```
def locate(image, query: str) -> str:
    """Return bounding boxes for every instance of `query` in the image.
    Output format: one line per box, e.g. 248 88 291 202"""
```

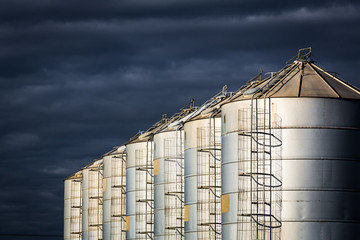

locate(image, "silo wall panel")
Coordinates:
221 101 242 135
221 97 360 240
184 148 197 204
184 119 201 150
184 117 222 239
222 98 359 132
184 148 197 238
126 141 153 239
110 149 127 240
281 128 359 160
82 169 89 240
154 183 165 237
88 164 103 240
126 166 136 240
103 156 111 240
281 222 359 240
155 129 185 239
70 178 82 240
273 98 359 128
184 119 200 240
64 180 71 240
221 103 242 240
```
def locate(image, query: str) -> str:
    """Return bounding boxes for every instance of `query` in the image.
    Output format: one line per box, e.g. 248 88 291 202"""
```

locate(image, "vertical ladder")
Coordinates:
197 121 222 239
70 177 82 240
111 152 127 239
164 130 184 239
89 164 103 240
238 101 282 240
135 144 154 239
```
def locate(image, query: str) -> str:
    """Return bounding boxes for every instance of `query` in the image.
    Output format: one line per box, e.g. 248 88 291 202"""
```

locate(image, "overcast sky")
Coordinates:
0 0 359 239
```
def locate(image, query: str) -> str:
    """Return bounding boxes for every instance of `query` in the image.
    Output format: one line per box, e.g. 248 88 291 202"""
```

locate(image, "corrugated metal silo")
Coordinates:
82 159 103 240
184 88 231 239
153 104 195 240
221 48 360 240
126 118 168 239
64 171 83 240
103 146 127 240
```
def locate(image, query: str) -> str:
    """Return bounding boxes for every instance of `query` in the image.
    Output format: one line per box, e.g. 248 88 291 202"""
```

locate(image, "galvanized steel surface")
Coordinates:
64 179 71 240
111 147 127 240
221 97 360 240
154 130 184 240
184 117 222 240
103 155 112 240
82 160 103 240
65 172 83 240
126 141 154 240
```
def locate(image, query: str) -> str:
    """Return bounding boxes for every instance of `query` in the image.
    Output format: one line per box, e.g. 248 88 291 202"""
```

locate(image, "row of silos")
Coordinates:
65 50 360 240
64 146 127 240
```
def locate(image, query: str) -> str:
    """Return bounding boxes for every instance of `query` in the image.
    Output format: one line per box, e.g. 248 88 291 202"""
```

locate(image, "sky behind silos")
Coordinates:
0 0 359 239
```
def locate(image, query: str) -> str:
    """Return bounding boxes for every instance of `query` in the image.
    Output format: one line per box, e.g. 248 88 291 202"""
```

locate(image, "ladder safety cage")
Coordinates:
135 142 154 239
196 118 222 239
237 69 284 240
111 151 127 239
70 176 82 240
89 163 104 240
164 129 185 239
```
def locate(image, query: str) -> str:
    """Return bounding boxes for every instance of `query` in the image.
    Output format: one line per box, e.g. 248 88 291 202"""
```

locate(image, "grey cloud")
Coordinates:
0 1 360 239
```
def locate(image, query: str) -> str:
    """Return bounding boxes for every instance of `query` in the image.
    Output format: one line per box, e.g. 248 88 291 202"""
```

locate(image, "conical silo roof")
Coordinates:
183 86 231 122
235 60 360 100
156 101 196 132
126 116 169 144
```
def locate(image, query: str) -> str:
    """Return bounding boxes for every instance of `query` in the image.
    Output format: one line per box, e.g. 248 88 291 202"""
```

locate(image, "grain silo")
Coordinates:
126 118 169 240
64 170 82 240
153 104 195 240
184 88 231 239
103 145 127 240
221 48 360 240
82 159 104 240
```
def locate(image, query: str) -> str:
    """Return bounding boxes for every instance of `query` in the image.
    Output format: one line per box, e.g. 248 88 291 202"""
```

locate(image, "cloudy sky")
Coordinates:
0 0 359 239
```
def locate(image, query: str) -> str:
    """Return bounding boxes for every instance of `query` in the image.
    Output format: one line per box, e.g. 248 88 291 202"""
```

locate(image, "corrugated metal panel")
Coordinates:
221 95 360 239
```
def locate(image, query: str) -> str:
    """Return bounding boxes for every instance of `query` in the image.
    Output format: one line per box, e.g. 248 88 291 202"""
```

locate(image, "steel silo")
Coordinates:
184 88 231 239
153 104 195 240
64 171 83 240
82 159 103 240
64 179 71 240
126 118 168 240
221 48 360 240
103 146 127 240
64 171 82 240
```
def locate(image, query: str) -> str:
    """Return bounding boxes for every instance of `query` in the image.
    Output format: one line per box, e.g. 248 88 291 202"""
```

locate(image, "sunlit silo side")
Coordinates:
221 49 360 240
64 171 83 240
126 119 168 240
103 146 127 240
153 105 195 240
64 179 71 240
82 159 103 240
184 88 230 239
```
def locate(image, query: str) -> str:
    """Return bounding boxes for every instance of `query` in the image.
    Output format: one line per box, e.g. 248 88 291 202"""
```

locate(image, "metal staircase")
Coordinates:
164 132 185 239
135 145 154 239
197 122 222 239
111 153 127 238
238 99 282 240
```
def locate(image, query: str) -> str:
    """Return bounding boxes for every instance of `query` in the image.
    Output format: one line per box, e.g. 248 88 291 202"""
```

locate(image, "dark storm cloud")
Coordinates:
0 0 359 238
